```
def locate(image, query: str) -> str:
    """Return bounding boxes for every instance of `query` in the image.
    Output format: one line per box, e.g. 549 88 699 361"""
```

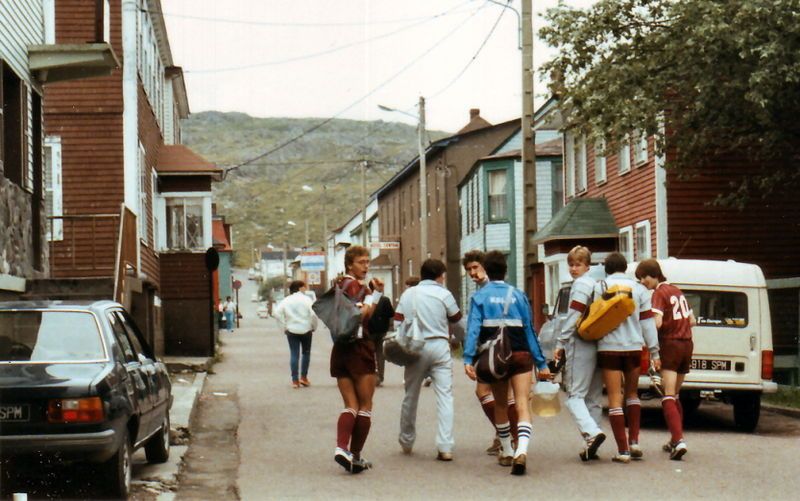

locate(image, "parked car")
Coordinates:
0 300 172 498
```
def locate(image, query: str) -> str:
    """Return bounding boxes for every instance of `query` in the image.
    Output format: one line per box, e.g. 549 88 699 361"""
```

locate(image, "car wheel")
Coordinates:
732 392 761 432
102 429 132 499
145 412 171 463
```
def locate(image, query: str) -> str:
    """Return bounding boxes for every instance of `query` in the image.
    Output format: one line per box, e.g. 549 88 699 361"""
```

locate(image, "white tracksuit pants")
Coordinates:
399 338 454 453
564 336 604 438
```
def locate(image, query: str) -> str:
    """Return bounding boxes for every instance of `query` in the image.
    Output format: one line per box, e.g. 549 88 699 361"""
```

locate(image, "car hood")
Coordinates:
0 363 110 395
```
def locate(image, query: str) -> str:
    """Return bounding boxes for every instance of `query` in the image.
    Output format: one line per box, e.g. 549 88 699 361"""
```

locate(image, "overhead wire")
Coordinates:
223 1 490 177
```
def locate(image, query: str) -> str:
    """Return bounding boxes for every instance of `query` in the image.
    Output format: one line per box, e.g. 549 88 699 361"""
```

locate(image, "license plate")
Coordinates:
691 359 731 371
0 404 30 422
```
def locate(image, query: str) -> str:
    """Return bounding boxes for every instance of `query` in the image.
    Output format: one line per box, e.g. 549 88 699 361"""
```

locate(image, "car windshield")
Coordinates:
0 311 106 362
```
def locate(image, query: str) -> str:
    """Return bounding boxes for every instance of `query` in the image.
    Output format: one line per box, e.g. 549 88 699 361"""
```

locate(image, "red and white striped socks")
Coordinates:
336 408 357 451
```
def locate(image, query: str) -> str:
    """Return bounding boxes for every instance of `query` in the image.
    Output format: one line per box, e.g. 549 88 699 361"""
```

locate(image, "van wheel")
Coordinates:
145 412 171 463
732 393 761 432
101 430 132 499
679 393 701 422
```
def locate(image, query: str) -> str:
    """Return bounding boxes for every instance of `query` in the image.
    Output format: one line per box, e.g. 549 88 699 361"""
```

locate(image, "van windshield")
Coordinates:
683 290 748 328
0 311 106 362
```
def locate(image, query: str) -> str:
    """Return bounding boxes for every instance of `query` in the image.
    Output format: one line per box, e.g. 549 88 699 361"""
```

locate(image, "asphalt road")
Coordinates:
175 272 800 500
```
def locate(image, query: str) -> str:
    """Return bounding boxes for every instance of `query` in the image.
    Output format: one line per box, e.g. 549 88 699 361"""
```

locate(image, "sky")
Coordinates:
162 0 595 133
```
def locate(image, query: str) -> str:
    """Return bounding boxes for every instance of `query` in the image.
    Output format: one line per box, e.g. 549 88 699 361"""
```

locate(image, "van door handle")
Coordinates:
750 335 756 351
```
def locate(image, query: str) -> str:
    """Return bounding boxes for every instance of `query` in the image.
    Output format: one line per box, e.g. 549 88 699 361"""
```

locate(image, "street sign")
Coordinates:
306 271 321 285
232 279 242 290
369 241 400 250
300 252 325 271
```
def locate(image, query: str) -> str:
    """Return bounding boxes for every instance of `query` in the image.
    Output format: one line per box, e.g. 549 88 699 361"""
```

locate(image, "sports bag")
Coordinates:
383 288 425 366
312 280 363 344
577 281 636 341
475 286 515 382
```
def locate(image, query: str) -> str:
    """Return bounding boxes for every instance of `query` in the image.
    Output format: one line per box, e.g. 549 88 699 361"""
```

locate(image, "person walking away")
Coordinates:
554 246 606 461
394 259 462 461
368 295 394 386
635 259 694 460
596 253 660 463
463 251 550 475
223 296 236 333
462 250 519 455
274 280 318 388
330 245 383 474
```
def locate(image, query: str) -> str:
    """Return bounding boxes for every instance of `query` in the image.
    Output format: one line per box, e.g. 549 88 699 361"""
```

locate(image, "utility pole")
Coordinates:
521 0 537 297
361 160 368 246
418 95 428 259
304 218 309 248
321 185 328 251
282 239 288 297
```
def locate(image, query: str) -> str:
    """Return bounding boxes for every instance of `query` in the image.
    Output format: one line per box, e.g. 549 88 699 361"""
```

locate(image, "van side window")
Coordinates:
684 290 748 328
556 286 571 315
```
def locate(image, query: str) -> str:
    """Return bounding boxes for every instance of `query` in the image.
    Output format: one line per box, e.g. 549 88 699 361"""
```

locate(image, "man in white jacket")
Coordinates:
275 280 318 388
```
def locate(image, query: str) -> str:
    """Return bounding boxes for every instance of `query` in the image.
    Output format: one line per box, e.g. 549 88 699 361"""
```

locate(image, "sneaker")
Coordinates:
351 457 372 474
498 455 513 467
579 432 606 462
648 365 664 397
299 377 311 387
334 447 353 472
629 442 643 459
662 441 674 453
399 439 413 455
292 380 301 389
511 454 527 475
612 452 632 464
436 451 453 461
486 437 501 456
423 377 433 387
670 441 687 461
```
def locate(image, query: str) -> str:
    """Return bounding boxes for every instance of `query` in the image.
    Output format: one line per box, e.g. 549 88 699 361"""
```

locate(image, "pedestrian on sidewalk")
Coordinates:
274 280 318 388
462 250 519 456
596 252 660 464
331 245 384 474
223 296 236 333
635 258 694 460
463 251 550 475
394 259 462 461
553 246 606 461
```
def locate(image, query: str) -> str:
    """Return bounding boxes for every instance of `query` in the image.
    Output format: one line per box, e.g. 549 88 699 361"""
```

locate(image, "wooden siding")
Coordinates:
666 157 800 279
138 78 163 285
577 138 657 258
0 0 43 86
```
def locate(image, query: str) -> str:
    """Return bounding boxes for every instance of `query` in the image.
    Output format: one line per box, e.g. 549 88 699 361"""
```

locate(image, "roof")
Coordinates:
627 258 767 288
156 145 222 180
212 219 232 251
531 197 618 243
457 109 493 134
369 254 393 268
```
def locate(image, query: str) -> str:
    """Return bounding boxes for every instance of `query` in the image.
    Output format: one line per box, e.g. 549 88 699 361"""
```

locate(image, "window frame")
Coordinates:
44 136 63 241
575 135 587 194
618 225 633 262
485 166 510 224
594 139 607 185
619 140 631 174
165 196 206 250
634 131 649 166
634 219 652 261
564 133 575 197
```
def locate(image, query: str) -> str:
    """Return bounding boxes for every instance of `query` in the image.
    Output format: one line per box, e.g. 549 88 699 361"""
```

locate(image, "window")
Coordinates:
634 131 648 165
683 290 748 328
634 220 651 260
0 311 105 363
107 312 135 362
595 140 607 184
618 226 633 262
166 197 205 250
116 310 153 358
564 134 575 197
575 135 587 193
44 136 63 241
1 62 25 188
619 141 631 174
551 160 564 215
487 169 508 222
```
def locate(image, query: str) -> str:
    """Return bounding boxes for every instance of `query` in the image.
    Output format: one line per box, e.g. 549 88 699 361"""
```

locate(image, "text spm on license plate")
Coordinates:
691 358 731 371
0 404 29 422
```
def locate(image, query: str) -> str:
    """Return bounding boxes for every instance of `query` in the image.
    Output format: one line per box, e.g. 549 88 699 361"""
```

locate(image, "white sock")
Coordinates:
515 421 532 457
496 421 513 457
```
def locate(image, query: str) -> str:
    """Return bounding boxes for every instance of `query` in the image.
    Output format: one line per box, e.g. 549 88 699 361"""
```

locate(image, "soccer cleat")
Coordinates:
648 365 664 397
334 447 353 472
486 437 501 456
612 452 632 464
351 457 372 473
511 454 527 475
498 455 513 467
629 442 643 459
299 377 311 387
436 451 454 461
580 432 606 461
662 441 674 453
670 441 687 461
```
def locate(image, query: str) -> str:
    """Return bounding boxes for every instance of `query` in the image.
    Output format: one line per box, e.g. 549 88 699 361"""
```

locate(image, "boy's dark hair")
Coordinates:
405 276 421 287
420 259 447 281
604 252 628 275
635 259 667 282
462 249 485 268
483 251 507 281
289 280 306 294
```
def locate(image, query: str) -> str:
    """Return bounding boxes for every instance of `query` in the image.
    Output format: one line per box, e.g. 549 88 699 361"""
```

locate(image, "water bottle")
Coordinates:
529 380 562 417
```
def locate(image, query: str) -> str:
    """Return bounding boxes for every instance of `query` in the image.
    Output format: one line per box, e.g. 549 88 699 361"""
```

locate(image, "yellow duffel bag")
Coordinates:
577 282 635 341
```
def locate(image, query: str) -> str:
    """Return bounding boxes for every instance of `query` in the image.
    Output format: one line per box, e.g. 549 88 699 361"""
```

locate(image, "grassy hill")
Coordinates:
181 111 449 265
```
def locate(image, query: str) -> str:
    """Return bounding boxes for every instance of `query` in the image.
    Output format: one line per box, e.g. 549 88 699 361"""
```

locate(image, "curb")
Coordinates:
761 403 800 419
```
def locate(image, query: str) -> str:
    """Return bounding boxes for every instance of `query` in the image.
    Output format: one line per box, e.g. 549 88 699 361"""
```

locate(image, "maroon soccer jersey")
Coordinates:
651 282 693 341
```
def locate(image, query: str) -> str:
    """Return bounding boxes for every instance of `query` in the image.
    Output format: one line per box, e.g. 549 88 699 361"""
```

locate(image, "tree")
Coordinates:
540 0 800 208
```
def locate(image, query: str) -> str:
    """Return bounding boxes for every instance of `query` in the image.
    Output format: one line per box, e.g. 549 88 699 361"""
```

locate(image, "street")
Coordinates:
173 273 800 500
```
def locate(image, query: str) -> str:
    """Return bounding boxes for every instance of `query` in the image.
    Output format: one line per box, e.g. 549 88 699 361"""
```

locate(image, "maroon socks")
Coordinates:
479 394 496 425
662 396 684 444
336 408 356 450
609 407 628 452
507 398 519 441
350 410 372 458
626 398 642 444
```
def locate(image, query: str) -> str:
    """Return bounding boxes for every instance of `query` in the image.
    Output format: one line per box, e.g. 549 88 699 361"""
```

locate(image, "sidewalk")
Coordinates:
131 359 209 499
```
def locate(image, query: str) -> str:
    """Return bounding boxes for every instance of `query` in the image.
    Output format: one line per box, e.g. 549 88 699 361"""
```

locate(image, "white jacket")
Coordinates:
275 292 318 335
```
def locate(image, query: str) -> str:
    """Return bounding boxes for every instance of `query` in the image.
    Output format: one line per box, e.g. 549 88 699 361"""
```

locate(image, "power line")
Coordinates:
185 1 475 73
427 0 508 100
223 1 489 177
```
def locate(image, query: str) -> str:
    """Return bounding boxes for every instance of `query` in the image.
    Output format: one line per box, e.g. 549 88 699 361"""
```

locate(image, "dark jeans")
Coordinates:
286 332 313 381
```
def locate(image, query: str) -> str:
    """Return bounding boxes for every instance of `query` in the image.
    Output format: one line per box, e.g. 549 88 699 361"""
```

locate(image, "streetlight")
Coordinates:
378 96 428 258
283 221 297 296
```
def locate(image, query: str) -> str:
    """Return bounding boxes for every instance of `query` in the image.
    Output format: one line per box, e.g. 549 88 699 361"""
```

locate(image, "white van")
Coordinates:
632 258 778 432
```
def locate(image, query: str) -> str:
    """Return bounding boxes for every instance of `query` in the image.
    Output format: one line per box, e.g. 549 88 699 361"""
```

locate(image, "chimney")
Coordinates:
470 108 480 120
